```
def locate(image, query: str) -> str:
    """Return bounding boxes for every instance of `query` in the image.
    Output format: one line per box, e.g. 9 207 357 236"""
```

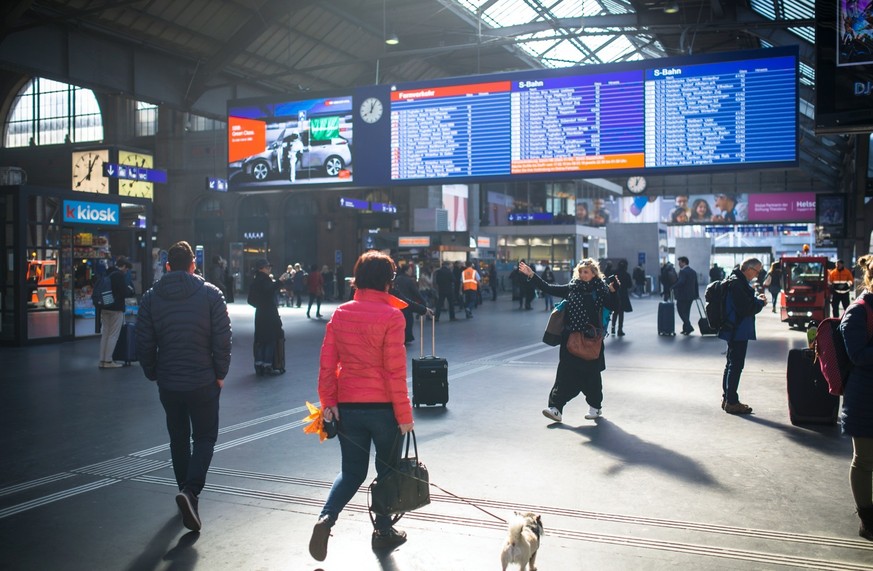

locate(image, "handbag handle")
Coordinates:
403 430 418 460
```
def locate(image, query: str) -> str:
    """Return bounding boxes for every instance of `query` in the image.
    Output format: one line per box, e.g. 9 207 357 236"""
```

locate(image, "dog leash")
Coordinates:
330 422 508 525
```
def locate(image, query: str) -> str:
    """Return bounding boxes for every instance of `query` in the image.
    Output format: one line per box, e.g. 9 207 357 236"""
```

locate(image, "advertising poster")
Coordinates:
660 192 816 225
838 0 873 67
816 193 848 239
227 95 353 189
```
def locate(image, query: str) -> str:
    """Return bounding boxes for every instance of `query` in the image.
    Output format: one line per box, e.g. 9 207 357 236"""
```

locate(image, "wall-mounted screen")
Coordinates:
815 0 873 134
227 94 353 189
388 47 797 185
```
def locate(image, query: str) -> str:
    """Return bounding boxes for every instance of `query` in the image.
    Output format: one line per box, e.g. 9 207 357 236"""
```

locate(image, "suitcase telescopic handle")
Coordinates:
419 314 435 358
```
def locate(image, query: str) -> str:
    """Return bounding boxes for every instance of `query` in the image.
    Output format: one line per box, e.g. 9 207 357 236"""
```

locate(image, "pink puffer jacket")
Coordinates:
318 288 413 425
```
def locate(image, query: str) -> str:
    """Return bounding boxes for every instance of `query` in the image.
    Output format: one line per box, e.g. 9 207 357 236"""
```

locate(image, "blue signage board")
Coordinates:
371 202 397 213
63 200 120 226
508 212 554 222
339 197 368 209
104 162 168 184
207 176 228 192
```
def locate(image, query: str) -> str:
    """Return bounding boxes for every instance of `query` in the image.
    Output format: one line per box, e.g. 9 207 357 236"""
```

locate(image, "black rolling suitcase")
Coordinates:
786 348 839 425
658 294 675 336
112 321 138 365
696 299 717 335
412 316 449 407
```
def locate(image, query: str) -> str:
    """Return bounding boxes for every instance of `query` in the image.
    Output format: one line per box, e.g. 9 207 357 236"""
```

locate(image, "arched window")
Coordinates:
136 101 158 137
3 78 103 147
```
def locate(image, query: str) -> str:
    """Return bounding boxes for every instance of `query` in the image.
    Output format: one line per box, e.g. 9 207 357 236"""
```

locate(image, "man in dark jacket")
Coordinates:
136 241 232 532
393 263 427 342
718 258 766 415
433 261 456 322
98 257 134 368
673 256 699 335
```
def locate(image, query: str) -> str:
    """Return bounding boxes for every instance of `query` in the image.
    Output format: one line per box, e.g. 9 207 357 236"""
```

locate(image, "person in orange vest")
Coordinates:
461 260 480 319
829 259 855 318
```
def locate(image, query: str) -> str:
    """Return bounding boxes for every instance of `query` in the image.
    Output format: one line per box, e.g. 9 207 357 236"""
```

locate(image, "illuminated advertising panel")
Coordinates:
227 94 353 189
815 0 873 134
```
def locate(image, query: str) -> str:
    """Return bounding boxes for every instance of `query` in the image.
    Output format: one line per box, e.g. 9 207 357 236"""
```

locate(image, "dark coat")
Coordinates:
673 265 699 301
840 291 873 437
104 267 134 312
718 268 765 341
136 271 231 390
249 271 283 345
528 272 618 372
612 268 633 312
434 266 455 294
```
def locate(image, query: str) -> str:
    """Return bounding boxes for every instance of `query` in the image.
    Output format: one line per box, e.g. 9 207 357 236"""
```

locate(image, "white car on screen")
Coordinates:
236 133 351 181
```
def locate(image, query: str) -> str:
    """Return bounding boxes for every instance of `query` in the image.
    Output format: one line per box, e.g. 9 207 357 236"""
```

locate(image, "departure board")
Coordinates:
644 56 796 167
390 82 511 180
387 49 797 183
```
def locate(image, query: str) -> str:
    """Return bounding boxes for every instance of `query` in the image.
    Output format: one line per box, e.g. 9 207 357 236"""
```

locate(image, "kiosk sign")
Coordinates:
63 200 120 226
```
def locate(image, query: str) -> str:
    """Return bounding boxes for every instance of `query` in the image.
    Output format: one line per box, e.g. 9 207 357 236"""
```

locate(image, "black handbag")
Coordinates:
368 431 430 521
542 300 566 346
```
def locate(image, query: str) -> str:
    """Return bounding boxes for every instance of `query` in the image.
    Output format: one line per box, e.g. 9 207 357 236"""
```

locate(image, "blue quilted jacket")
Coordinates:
136 271 231 390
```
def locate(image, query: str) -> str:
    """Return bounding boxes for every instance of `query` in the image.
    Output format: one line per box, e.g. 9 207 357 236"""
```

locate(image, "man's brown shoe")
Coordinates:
724 402 753 415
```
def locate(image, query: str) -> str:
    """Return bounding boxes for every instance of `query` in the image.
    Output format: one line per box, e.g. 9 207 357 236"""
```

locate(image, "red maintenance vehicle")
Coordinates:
26 259 58 309
778 256 830 329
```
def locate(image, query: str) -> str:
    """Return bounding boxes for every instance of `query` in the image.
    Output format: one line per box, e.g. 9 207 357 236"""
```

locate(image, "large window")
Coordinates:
3 78 103 147
135 101 158 137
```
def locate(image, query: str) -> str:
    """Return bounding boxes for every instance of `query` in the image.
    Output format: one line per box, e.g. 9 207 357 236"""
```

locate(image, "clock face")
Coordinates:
359 97 383 124
627 176 647 194
71 150 110 194
118 150 154 200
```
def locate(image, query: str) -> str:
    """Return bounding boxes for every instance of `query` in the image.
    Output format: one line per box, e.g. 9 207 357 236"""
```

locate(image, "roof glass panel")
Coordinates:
453 0 663 68
484 2 540 26
750 0 815 43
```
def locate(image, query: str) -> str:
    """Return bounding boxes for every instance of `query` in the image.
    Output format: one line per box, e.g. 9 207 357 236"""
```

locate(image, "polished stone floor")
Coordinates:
2 292 872 570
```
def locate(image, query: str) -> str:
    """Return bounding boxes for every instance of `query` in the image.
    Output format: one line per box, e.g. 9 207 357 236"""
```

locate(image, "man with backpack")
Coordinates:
95 257 134 369
717 258 767 414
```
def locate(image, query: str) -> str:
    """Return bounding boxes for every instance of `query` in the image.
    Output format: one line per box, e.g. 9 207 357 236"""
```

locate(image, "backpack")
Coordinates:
814 298 873 396
664 265 678 286
91 274 114 308
703 278 728 331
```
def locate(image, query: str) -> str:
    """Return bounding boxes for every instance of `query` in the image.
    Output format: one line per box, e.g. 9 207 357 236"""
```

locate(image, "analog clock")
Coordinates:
71 149 110 194
627 176 647 194
359 97 383 124
118 150 154 200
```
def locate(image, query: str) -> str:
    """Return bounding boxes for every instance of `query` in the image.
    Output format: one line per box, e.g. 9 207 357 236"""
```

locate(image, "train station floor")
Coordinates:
2 293 873 571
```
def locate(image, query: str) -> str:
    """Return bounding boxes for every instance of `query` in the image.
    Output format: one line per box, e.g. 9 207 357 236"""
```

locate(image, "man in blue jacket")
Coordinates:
136 241 232 531
718 258 766 415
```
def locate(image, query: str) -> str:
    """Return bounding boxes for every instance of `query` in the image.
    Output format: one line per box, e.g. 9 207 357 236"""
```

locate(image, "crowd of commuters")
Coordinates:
114 242 873 548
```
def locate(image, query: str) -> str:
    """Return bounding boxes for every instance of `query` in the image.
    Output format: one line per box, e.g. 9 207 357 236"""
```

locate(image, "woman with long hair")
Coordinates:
690 198 713 223
519 258 618 423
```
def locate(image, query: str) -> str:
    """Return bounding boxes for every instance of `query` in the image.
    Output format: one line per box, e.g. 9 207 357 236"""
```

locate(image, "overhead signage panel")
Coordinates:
103 162 168 184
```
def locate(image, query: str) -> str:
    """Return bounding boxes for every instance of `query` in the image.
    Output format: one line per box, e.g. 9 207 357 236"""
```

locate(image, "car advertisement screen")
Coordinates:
227 95 353 189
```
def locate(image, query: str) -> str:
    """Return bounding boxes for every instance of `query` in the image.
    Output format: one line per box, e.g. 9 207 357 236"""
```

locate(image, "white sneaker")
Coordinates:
102 361 123 369
542 407 562 423
584 406 602 419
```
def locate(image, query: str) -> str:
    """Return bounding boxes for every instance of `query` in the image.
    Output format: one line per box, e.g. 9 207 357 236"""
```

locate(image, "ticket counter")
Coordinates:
0 185 152 345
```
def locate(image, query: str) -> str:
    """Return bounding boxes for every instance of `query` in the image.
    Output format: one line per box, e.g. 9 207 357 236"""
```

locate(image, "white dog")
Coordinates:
500 511 543 571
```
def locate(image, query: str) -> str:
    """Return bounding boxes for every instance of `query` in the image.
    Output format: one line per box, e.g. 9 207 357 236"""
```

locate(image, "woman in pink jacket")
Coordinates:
309 251 414 561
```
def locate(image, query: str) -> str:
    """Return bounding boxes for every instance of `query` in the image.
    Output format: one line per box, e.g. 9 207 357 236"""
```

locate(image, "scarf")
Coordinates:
565 277 609 333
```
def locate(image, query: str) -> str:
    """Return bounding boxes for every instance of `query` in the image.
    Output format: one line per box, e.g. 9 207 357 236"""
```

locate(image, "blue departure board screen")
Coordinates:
387 48 797 183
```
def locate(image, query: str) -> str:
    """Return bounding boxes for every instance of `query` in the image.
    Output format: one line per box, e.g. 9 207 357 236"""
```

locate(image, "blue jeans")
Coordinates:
722 339 748 405
159 383 221 495
321 405 402 531
254 342 275 367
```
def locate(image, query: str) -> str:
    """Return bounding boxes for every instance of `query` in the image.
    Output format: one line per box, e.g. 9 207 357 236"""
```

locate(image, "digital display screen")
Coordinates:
815 0 873 134
227 94 353 189
388 48 797 183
